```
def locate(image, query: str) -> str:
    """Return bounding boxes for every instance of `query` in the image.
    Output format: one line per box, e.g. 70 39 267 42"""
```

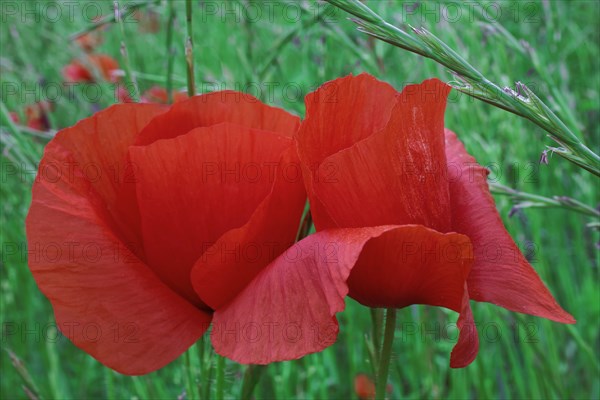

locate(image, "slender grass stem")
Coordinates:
258 4 334 81
165 1 176 103
6 349 42 400
69 1 155 42
114 1 139 101
185 0 196 96
375 308 396 400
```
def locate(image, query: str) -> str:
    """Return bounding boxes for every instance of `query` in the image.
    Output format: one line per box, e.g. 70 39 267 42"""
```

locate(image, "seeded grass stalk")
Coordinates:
325 0 600 176
114 1 139 101
6 349 42 399
490 182 600 219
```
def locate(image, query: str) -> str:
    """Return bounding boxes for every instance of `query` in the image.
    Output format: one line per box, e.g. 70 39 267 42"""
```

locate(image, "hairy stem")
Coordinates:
375 308 396 400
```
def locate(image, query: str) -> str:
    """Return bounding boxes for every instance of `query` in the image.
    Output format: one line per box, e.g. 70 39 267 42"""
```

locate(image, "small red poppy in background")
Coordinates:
141 86 188 104
211 74 574 367
75 31 103 52
11 103 52 130
117 86 188 104
9 112 20 124
62 54 120 83
74 16 106 52
26 92 305 374
354 374 376 400
116 86 134 103
24 102 53 131
12 102 53 131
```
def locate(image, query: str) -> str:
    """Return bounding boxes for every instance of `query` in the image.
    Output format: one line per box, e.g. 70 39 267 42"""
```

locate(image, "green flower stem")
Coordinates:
197 338 208 400
240 364 267 400
370 308 384 365
375 308 396 400
296 209 313 242
325 0 600 176
215 354 226 400
184 350 196 400
104 368 114 399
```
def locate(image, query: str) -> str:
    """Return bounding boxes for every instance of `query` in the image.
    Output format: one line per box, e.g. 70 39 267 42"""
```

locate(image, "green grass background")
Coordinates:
1 0 598 398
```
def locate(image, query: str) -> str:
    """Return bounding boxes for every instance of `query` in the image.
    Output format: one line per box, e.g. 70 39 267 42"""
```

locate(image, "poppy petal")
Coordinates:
309 79 453 232
211 225 474 365
346 225 472 310
449 284 479 368
191 145 306 310
296 73 398 167
296 73 398 230
445 129 575 323
63 62 93 82
26 141 211 375
45 104 165 248
129 123 293 306
347 225 478 367
134 92 300 146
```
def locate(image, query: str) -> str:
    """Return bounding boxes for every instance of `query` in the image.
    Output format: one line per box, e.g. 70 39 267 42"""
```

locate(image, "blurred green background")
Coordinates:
1 0 598 399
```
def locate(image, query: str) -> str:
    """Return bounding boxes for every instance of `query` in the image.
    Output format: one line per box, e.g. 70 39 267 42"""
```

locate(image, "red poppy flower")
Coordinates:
141 86 188 104
26 92 305 374
10 111 20 124
354 374 376 400
62 54 120 83
116 86 134 103
211 74 574 367
74 16 106 52
75 31 103 52
24 101 53 131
